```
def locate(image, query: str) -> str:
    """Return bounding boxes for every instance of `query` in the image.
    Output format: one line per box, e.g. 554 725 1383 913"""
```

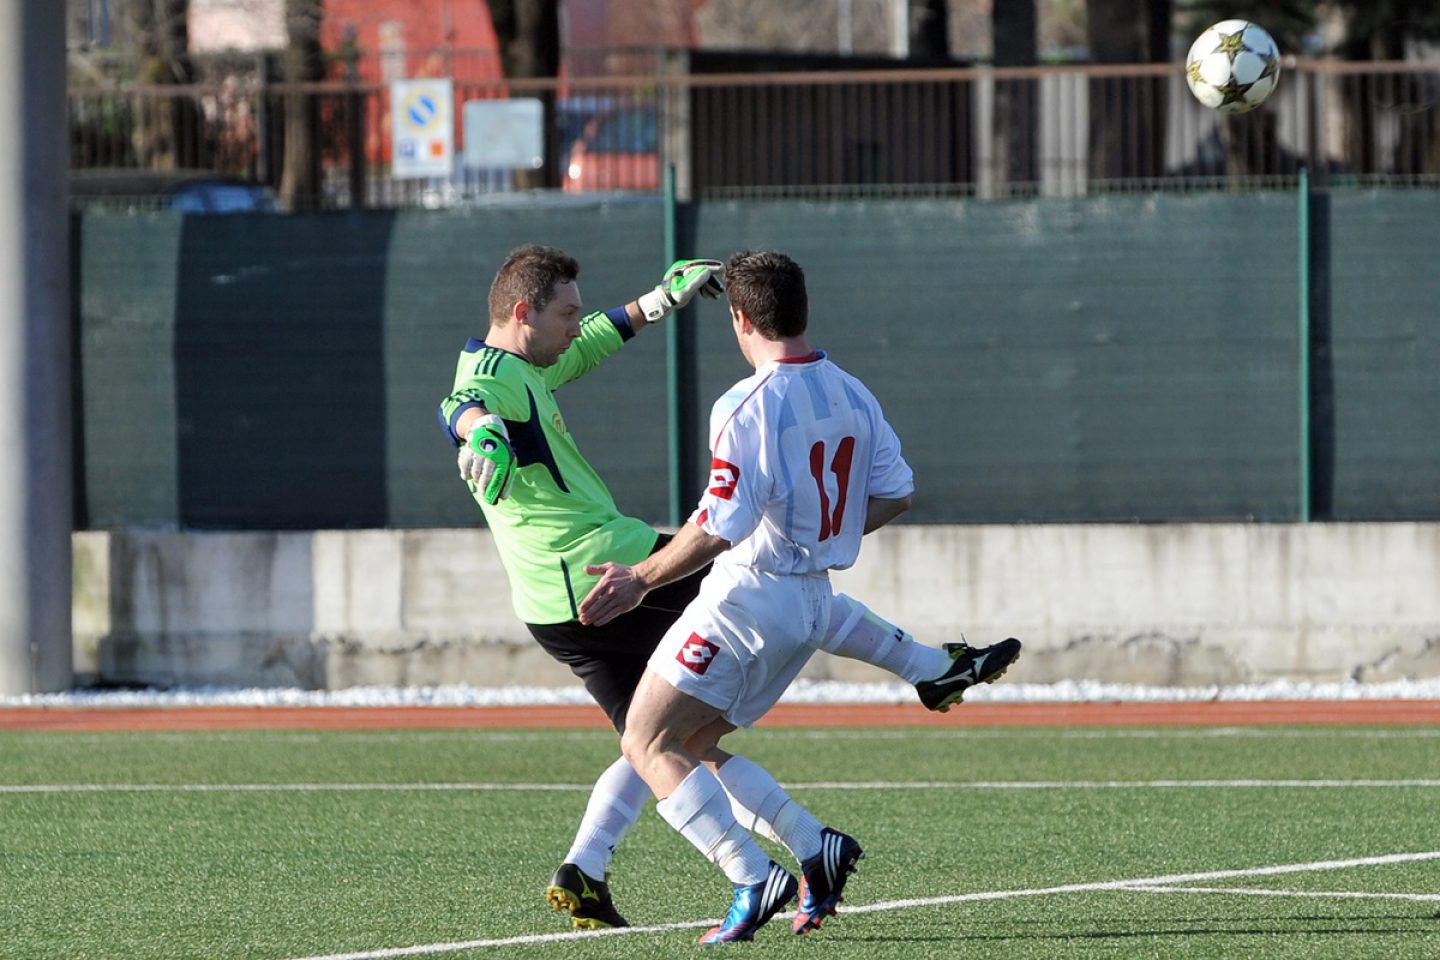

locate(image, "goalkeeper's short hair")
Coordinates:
489 245 581 326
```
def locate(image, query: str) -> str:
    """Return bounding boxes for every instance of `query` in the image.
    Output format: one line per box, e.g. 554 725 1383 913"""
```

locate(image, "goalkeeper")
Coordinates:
438 245 972 930
439 245 731 931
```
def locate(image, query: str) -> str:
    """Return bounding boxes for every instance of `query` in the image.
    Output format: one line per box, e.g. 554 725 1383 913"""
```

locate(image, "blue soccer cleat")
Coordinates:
792 828 865 934
699 861 798 944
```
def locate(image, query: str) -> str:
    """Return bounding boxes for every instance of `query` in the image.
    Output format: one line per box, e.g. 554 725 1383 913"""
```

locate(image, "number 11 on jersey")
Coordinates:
809 436 855 542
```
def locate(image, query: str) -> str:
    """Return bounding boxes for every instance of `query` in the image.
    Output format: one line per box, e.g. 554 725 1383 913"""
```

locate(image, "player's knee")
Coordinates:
686 717 734 762
619 721 668 774
618 725 647 769
685 729 721 759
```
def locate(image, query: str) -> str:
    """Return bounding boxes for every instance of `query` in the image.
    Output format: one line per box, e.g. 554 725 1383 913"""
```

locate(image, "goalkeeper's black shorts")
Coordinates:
527 534 710 734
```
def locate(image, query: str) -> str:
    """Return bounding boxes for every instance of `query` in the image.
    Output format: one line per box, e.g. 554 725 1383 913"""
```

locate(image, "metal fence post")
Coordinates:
0 0 71 693
346 40 366 209
1297 166 1311 523
664 164 683 527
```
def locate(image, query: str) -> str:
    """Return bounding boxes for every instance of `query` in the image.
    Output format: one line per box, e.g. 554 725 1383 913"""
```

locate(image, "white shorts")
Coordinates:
648 562 834 728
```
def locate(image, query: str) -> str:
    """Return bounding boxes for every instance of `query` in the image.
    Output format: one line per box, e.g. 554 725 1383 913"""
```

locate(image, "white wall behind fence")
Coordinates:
73 523 1440 690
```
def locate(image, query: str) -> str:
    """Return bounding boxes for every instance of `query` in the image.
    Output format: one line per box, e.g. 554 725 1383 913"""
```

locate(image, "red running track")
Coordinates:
2 700 1438 732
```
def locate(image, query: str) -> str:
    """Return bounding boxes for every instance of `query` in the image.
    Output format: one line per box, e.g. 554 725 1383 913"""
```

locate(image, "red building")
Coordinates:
318 0 700 84
321 0 505 84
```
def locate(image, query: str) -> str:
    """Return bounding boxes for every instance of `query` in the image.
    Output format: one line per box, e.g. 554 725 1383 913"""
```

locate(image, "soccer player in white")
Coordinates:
580 251 1022 942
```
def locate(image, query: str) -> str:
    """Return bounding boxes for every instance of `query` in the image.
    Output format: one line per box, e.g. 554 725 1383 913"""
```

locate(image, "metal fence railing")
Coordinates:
67 59 1440 209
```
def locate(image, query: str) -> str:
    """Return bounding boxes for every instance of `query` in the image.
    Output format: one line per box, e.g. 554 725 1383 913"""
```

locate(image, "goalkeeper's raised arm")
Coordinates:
435 245 727 595
440 249 726 422
542 255 725 387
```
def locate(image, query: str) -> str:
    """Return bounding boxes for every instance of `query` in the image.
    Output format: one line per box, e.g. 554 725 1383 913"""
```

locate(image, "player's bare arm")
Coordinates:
453 405 488 441
579 522 732 626
623 300 647 331
864 494 913 534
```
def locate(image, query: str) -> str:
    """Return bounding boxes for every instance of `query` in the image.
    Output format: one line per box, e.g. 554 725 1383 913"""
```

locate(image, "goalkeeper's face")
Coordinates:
522 280 583 367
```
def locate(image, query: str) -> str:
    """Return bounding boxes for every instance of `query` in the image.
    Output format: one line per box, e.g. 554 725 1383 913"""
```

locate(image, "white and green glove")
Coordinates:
457 413 516 505
636 258 725 323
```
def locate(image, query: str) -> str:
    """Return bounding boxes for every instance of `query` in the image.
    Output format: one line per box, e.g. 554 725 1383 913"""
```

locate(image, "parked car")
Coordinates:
69 169 277 213
562 105 659 193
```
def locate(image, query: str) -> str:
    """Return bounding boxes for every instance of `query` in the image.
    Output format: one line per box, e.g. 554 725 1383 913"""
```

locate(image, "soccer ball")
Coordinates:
1185 20 1282 114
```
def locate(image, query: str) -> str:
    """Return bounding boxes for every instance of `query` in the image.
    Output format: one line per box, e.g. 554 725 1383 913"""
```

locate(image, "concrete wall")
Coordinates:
72 523 1440 690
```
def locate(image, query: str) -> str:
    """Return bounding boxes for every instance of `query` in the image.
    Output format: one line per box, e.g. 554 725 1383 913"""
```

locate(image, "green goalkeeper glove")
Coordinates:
636 258 725 323
458 413 516 505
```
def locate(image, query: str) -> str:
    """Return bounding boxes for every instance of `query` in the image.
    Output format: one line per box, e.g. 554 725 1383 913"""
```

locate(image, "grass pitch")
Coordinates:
3 725 1438 959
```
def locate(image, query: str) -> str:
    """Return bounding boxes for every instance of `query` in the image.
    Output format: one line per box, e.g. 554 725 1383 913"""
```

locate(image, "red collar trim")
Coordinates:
775 351 823 365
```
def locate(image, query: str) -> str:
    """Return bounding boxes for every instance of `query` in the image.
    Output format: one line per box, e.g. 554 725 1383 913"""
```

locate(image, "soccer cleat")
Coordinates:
699 861 798 944
914 637 1023 712
545 863 629 930
792 828 865 935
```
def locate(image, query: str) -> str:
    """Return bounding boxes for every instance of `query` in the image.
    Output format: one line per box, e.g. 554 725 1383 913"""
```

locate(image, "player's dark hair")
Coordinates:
489 245 580 325
723 250 807 339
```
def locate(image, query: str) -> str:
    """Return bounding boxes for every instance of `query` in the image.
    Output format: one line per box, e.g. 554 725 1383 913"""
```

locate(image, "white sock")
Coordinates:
818 594 953 683
563 756 650 878
657 765 771 886
717 755 824 863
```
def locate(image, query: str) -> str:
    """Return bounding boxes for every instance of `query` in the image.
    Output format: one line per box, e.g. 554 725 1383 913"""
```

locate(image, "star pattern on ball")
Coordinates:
1217 30 1246 59
1218 78 1250 108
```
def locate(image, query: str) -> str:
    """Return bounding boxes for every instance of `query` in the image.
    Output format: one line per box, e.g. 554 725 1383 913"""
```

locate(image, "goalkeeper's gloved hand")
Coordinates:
457 413 516 505
636 258 725 323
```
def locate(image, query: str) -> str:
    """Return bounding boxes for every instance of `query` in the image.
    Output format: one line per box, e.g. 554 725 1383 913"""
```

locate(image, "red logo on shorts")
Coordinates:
708 458 740 500
677 633 720 674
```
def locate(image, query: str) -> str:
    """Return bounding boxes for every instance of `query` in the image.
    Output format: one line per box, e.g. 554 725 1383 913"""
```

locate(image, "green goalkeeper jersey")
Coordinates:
439 308 659 624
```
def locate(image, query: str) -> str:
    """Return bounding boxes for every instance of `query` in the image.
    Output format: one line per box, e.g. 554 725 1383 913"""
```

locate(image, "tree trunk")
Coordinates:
1220 109 1277 180
992 0 1038 194
490 0 561 189
279 0 324 211
1342 4 1435 176
1144 0 1170 177
1086 0 1168 183
129 0 203 170
1328 1 1440 174
909 0 949 61
1147 0 1171 65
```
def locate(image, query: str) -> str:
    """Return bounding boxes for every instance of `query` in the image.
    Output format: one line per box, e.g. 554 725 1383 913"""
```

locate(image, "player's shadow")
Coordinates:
841 910 1438 943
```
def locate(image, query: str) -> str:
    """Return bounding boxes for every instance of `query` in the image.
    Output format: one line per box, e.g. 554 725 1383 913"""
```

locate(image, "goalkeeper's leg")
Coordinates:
545 755 650 929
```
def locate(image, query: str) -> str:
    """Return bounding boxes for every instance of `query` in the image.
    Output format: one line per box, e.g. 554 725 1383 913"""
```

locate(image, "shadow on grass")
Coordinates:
838 912 1440 944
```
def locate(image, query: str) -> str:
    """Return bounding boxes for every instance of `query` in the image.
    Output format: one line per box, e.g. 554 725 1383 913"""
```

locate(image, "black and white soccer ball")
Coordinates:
1185 20 1282 114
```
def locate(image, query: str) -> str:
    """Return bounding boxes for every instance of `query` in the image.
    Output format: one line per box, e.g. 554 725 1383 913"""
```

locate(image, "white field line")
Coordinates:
283 919 712 960
796 779 1440 791
1122 884 1440 902
833 850 1440 914
0 782 593 794
7 778 1440 795
281 850 1440 960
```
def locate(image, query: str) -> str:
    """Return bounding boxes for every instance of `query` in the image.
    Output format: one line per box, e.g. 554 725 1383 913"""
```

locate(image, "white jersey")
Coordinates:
691 351 914 576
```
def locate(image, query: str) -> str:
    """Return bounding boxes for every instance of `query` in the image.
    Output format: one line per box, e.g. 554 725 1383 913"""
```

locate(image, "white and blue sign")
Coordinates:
391 78 454 179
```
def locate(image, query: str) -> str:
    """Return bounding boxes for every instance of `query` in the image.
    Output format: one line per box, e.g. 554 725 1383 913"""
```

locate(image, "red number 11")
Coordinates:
809 436 856 541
